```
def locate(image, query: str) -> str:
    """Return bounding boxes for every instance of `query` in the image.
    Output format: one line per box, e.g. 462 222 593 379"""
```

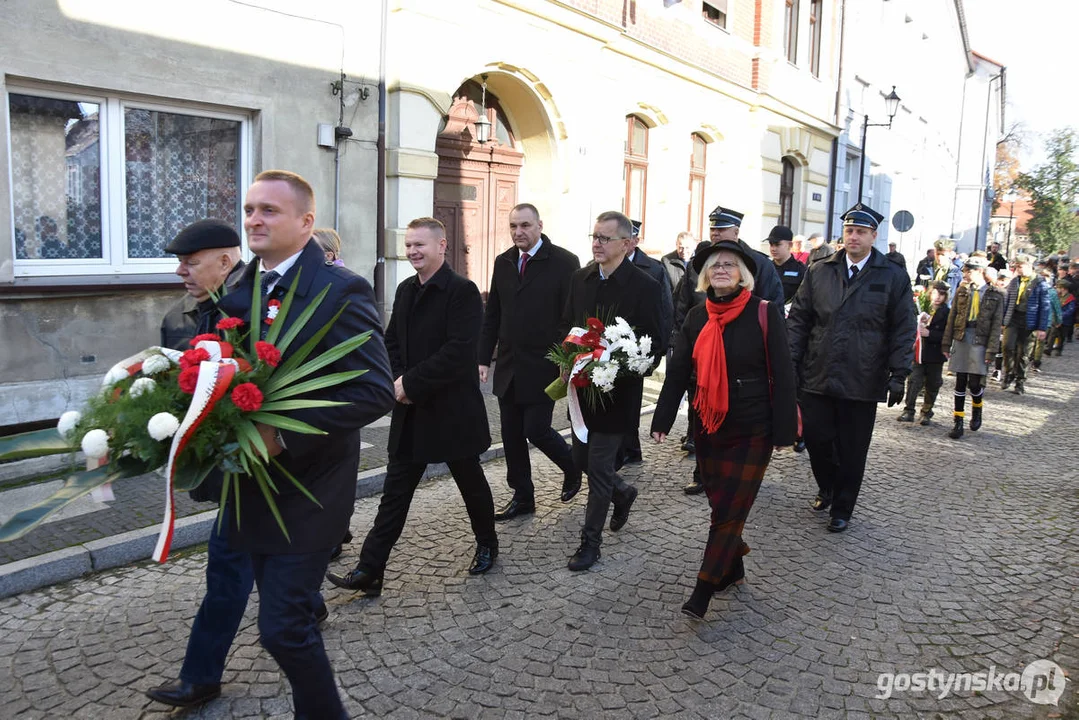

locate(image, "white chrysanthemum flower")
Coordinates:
57 411 82 439
129 378 157 398
141 354 172 375
147 413 180 441
102 365 129 386
81 429 110 459
590 362 620 392
638 335 652 357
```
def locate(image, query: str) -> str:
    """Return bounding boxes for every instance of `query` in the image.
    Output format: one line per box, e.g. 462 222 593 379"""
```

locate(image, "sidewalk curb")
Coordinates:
0 404 656 598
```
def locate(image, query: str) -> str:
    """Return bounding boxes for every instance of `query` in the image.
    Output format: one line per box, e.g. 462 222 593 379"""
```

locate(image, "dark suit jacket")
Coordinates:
561 257 663 435
478 235 580 404
388 262 492 463
630 249 674 355
219 240 394 554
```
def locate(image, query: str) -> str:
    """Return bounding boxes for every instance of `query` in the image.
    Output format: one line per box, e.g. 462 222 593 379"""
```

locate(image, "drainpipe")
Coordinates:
825 0 847 242
374 0 388 318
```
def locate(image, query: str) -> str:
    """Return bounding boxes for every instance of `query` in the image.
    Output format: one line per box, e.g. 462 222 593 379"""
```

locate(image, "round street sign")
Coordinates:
892 210 915 233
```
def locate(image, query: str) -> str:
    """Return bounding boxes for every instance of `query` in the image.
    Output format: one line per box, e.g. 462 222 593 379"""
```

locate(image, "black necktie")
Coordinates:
260 270 280 296
259 271 280 339
849 265 859 283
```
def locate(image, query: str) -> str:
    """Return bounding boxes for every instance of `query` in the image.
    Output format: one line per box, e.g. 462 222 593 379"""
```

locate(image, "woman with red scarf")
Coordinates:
651 241 798 619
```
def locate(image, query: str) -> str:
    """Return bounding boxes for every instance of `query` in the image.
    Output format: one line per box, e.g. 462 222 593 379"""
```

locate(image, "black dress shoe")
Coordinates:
622 452 643 465
567 542 600 571
330 531 354 560
811 494 832 511
145 680 221 708
315 601 329 625
468 545 498 575
610 486 638 531
683 479 705 495
827 517 849 533
793 438 806 453
560 471 583 503
325 566 383 596
494 498 535 522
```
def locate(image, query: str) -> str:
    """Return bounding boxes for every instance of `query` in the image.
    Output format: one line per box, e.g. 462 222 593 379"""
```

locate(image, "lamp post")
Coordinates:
1003 188 1019 259
857 86 901 203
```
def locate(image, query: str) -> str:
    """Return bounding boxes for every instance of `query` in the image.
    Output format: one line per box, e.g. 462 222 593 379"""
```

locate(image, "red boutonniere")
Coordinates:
265 299 282 326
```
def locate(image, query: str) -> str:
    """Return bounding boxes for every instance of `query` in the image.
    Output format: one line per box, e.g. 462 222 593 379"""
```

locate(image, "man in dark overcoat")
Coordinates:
328 217 499 593
479 203 582 521
787 203 916 533
187 171 393 719
561 211 663 571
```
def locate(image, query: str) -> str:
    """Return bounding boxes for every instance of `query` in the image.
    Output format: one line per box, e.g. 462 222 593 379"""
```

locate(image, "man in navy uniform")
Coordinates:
766 225 806 306
787 203 916 533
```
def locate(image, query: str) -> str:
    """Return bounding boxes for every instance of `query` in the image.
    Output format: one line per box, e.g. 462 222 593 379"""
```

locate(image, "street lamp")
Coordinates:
474 74 492 144
1003 188 1019 259
857 86 901 203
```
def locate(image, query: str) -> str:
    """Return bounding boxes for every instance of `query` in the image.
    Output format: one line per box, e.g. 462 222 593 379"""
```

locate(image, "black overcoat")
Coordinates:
478 235 580 404
651 293 798 446
561 257 663 434
387 262 492 463
219 240 395 554
630 249 674 355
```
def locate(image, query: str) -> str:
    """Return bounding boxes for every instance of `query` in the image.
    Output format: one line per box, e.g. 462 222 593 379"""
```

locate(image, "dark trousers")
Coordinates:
180 515 253 686
251 550 346 720
1003 324 1034 382
359 457 497 571
571 432 634 547
799 392 878 521
903 361 944 415
498 394 575 502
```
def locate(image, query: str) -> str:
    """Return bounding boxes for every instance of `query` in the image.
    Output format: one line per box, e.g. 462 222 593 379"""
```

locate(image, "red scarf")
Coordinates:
693 288 751 434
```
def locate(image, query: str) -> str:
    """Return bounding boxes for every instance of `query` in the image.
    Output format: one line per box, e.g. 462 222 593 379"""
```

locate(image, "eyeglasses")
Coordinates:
709 261 740 273
590 234 625 244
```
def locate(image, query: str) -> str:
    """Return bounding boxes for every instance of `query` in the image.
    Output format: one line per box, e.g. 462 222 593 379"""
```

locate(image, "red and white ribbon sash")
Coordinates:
562 327 607 443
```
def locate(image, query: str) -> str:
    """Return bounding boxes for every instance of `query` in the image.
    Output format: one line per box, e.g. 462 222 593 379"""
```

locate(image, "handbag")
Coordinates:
758 300 804 438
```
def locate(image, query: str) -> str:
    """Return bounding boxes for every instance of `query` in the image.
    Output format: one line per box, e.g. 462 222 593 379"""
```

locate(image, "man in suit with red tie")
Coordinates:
479 204 583 520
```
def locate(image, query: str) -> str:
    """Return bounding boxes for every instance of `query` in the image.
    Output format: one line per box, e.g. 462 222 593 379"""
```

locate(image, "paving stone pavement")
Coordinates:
0 354 1076 719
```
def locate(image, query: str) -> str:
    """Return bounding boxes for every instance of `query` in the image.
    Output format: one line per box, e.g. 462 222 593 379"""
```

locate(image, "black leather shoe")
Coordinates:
560 471 583 503
622 452 643 465
948 417 964 440
468 545 498 575
145 680 221 708
494 498 535 521
610 486 638 532
919 411 934 426
896 408 915 422
683 479 705 495
793 438 806 453
827 517 849 533
811 494 832 511
325 566 383 596
567 542 600 571
330 531 353 560
315 602 329 625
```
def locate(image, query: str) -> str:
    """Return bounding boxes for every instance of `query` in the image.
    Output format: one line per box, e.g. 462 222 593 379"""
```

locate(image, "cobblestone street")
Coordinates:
1 355 1076 719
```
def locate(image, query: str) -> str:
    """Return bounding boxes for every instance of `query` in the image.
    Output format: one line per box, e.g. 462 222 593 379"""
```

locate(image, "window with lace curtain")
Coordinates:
8 87 247 278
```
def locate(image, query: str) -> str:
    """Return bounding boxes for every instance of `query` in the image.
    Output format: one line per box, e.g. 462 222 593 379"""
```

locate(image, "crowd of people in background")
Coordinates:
143 175 1078 713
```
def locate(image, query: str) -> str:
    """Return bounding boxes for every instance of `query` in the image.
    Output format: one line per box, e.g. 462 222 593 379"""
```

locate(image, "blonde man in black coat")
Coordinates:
561 211 663 571
328 217 499 595
479 204 582 521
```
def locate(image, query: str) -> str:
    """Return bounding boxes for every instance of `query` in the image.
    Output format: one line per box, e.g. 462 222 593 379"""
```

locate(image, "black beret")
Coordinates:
164 219 241 255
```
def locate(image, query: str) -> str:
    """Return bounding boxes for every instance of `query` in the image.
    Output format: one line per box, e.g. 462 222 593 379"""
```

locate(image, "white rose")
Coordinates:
57 410 82 439
141 354 172 375
147 413 180 441
129 378 157 398
80 429 110 459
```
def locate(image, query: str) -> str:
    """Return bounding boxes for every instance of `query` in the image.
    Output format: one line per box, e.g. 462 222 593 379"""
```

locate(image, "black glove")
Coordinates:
886 375 905 407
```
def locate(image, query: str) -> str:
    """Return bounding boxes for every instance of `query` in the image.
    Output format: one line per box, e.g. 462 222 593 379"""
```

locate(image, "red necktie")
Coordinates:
520 252 530 276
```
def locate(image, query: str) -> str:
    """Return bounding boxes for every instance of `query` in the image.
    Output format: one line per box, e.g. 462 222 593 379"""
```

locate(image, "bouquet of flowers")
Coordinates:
545 316 654 442
0 269 372 562
912 285 933 314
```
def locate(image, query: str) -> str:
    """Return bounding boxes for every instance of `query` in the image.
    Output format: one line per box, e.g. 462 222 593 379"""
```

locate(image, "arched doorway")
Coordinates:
434 80 523 295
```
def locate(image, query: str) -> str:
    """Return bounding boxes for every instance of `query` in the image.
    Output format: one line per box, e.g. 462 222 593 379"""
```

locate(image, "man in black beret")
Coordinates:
159 219 245 351
766 225 806 305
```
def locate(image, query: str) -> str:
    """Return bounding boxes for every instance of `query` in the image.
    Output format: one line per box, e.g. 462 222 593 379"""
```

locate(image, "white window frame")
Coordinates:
7 83 250 279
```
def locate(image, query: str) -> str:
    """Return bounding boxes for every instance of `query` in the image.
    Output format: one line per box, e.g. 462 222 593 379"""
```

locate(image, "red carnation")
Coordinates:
255 341 282 368
586 317 605 333
189 333 222 346
178 366 200 394
571 371 591 388
180 347 211 370
217 317 244 331
231 382 264 412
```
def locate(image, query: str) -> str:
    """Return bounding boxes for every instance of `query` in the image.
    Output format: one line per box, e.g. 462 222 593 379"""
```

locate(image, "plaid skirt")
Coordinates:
694 423 772 586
